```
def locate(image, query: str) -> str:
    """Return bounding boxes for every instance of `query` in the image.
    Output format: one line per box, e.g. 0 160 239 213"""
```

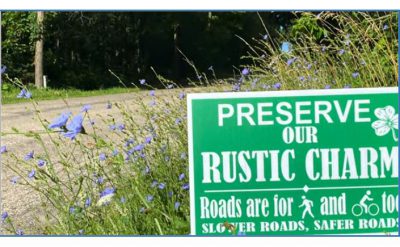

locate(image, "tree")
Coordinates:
34 11 44 88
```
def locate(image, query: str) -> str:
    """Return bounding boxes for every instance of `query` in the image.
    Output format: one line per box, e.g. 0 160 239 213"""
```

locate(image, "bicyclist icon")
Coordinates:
351 190 379 217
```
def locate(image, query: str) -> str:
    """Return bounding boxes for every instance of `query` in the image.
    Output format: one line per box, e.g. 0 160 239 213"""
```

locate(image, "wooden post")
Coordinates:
35 11 44 88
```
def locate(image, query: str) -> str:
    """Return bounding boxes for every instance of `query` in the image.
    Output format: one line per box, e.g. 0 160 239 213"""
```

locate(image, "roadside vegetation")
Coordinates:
0 12 397 235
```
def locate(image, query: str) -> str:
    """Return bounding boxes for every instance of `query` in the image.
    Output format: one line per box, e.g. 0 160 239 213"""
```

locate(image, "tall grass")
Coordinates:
1 12 398 235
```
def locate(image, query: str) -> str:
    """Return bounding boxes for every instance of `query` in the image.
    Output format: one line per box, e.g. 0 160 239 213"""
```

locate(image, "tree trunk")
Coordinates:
35 11 44 88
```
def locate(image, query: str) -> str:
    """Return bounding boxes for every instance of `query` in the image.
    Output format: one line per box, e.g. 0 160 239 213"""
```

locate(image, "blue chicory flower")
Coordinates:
0 146 7 154
149 90 155 97
28 170 35 179
167 84 174 89
99 153 106 161
146 195 154 202
168 191 173 197
85 198 91 208
151 180 158 188
182 183 189 190
383 24 389 31
100 187 115 198
133 144 145 152
241 68 250 76
149 100 156 107
338 49 345 55
69 207 76 214
109 124 116 131
81 104 91 113
158 183 165 190
64 115 84 140
352 72 360 78
344 84 352 88
24 151 34 160
144 166 150 174
325 85 331 89
16 229 24 235
179 92 185 100
78 229 84 235
118 124 125 131
179 173 185 181
17 89 32 99
10 176 19 185
0 65 6 74
120 197 126 203
144 136 152 144
139 79 146 85
273 82 282 90
37 159 46 167
262 34 268 40
286 58 296 66
112 149 119 156
174 202 181 210
1 212 8 222
48 112 71 129
96 176 104 184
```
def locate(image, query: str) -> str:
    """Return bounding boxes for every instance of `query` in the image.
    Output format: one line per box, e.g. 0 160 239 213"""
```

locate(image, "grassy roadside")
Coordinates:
1 86 139 105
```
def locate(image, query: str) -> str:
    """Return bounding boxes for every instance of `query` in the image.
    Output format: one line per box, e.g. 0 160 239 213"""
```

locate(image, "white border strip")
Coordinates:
187 87 399 236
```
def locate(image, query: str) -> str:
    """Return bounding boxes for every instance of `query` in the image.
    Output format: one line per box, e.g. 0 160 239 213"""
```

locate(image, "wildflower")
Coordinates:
106 102 112 109
10 176 19 185
96 176 104 184
133 144 145 152
299 76 305 82
286 58 296 66
165 156 170 162
37 159 46 167
241 68 250 76
97 187 116 206
167 84 174 89
109 124 116 131
281 41 292 53
262 84 270 90
139 207 145 213
306 64 312 70
344 84 351 88
0 65 6 74
146 195 154 202
174 202 181 210
17 89 32 99
383 24 389 31
78 229 84 235
99 153 106 161
69 207 76 214
125 138 135 147
149 100 156 107
180 152 187 160
262 34 268 40
175 118 182 125
149 90 156 97
16 229 24 235
118 124 125 131
338 49 345 55
158 183 166 190
24 151 34 160
231 83 240 92
145 136 152 144
352 72 360 78
85 198 91 208
81 104 91 113
273 82 282 90
48 112 71 129
112 149 119 156
0 145 7 154
197 75 202 80
139 79 146 85
325 85 331 89
179 92 185 100
28 170 35 179
179 173 185 181
182 183 189 190
120 197 126 203
321 46 327 52
168 191 173 197
1 212 8 222
144 166 150 174
151 180 158 188
64 115 84 140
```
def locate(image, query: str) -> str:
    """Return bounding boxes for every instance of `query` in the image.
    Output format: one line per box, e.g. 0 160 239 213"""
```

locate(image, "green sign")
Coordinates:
187 87 399 235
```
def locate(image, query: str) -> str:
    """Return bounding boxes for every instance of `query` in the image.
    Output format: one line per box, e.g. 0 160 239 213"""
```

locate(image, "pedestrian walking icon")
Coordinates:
299 195 315 219
351 190 380 216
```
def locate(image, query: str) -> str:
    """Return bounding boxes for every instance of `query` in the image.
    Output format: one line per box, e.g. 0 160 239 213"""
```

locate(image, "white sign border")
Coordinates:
187 86 399 236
